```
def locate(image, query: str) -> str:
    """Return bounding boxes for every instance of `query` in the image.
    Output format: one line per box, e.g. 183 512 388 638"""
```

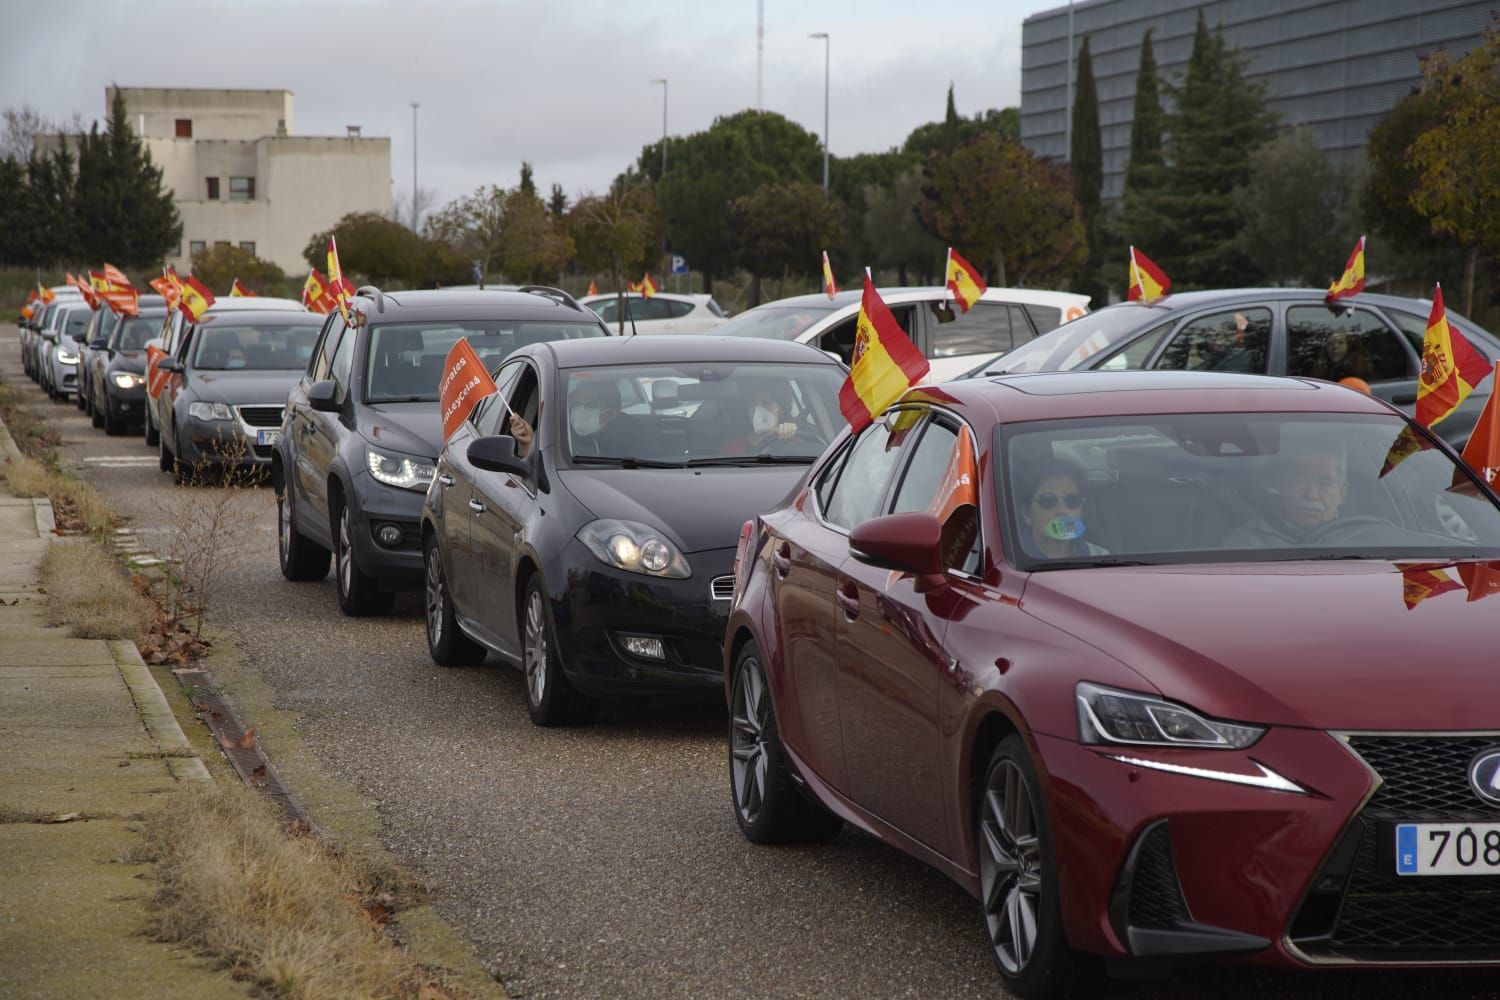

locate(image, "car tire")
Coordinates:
144 412 159 446
75 382 87 410
521 575 596 726
90 394 104 428
333 498 394 616
158 427 175 473
978 735 1094 1000
277 486 330 582
729 640 844 845
424 537 485 666
103 398 123 436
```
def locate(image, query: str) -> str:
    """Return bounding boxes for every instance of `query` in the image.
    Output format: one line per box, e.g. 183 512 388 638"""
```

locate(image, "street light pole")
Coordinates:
650 78 668 177
810 33 829 191
410 102 420 230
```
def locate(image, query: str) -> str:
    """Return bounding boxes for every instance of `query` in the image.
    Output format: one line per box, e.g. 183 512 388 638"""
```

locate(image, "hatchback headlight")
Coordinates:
188 401 233 421
56 348 79 364
112 372 145 389
1076 682 1263 750
365 447 436 491
577 519 691 578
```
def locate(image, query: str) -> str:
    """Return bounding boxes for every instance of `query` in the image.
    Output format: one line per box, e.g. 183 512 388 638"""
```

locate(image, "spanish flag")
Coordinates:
72 274 98 309
640 274 658 299
230 278 255 298
945 248 987 313
178 274 216 322
1460 361 1500 489
1325 236 1365 304
838 274 930 431
1415 284 1490 429
822 251 838 300
102 263 132 288
302 268 332 314
149 268 182 310
37 282 55 304
326 237 355 321
626 279 641 293
1401 564 1463 610
1127 246 1170 302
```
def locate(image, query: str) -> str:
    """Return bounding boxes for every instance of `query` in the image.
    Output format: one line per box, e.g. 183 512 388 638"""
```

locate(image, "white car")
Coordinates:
710 286 1090 382
579 292 728 335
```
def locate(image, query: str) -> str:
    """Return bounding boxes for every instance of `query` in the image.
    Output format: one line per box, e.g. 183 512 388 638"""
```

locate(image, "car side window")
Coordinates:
473 361 526 436
663 299 694 319
928 301 1017 358
592 299 617 323
1096 320 1174 370
174 325 195 362
329 325 356 403
1153 307 1271 373
891 418 983 574
1286 306 1414 383
817 306 917 366
312 315 346 381
822 412 910 531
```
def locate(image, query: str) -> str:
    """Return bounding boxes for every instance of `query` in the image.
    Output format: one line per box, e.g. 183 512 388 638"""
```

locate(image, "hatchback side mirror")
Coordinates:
157 357 184 374
850 512 948 593
89 338 107 349
467 435 529 479
307 379 339 413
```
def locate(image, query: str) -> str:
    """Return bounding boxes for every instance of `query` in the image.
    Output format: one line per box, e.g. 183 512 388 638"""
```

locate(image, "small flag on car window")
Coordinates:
837 273 930 432
1325 236 1365 304
945 248 986 313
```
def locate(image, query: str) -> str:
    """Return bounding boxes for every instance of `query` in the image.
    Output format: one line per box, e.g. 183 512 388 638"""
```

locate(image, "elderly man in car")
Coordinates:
1222 437 1349 547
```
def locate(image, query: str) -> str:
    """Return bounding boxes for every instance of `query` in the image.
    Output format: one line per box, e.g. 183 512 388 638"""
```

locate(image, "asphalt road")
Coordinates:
4 324 1496 1000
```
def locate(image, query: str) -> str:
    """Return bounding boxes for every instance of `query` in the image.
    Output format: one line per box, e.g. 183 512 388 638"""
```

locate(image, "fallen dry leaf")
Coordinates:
40 812 83 824
235 728 258 750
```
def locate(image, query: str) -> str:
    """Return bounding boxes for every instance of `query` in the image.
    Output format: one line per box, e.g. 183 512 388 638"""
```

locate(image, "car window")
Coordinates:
1378 306 1482 361
928 301 1020 358
1096 320 1174 370
1023 303 1064 334
1153 308 1271 374
364 320 603 403
822 411 912 530
330 322 356 403
891 418 982 574
473 359 526 435
191 319 323 370
64 310 91 337
112 315 165 352
713 304 839 341
1287 306 1413 383
308 314 342 379
591 299 618 322
817 306 918 366
663 299 694 319
707 299 727 318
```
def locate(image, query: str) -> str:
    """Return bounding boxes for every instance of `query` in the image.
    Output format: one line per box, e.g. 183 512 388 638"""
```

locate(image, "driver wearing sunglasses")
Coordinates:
1018 458 1109 560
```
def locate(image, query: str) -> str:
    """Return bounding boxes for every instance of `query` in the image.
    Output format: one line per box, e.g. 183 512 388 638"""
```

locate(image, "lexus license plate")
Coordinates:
1396 822 1500 876
256 429 280 446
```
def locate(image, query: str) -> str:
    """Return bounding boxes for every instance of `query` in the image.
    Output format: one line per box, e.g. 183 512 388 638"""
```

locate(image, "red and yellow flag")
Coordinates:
1326 236 1365 304
1415 284 1490 429
326 237 355 320
149 267 182 310
639 274 658 299
145 344 171 400
945 248 987 313
1127 246 1170 303
586 279 599 297
301 268 332 313
178 274 216 322
438 337 498 440
102 263 132 288
822 251 838 300
21 290 36 320
37 282 55 304
1401 564 1463 610
230 278 256 298
1460 361 1500 489
1458 561 1500 603
72 274 99 309
65 272 77 287
838 275 931 431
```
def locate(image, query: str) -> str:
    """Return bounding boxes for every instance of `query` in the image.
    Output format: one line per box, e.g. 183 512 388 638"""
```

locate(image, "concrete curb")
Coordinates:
0 405 21 462
0 396 58 538
108 639 212 784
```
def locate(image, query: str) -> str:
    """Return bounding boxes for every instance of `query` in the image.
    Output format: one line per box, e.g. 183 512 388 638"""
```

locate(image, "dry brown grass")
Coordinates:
139 782 462 999
37 538 155 641
2 453 117 534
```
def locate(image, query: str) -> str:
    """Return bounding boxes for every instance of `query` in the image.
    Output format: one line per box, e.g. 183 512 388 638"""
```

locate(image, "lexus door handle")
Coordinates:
438 474 455 487
836 582 861 620
468 499 486 513
772 542 792 577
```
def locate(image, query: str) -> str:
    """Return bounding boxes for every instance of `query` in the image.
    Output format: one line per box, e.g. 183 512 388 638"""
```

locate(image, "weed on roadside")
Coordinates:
37 538 155 641
3 453 117 534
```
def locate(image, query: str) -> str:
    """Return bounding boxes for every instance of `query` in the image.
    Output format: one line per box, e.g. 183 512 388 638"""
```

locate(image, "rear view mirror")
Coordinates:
307 379 338 412
467 435 529 479
849 512 948 593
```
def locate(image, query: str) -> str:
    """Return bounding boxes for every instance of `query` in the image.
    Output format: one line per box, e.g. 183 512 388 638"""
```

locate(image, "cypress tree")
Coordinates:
942 84 961 153
0 156 30 266
76 89 181 269
1069 36 1103 299
1124 29 1164 194
27 143 78 267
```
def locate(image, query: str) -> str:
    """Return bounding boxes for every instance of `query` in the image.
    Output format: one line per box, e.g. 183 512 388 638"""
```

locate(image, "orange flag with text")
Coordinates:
439 338 498 440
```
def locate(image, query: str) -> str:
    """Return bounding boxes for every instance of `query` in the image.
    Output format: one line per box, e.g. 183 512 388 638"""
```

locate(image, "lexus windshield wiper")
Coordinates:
1036 557 1161 569
572 455 688 469
370 395 437 403
684 454 817 467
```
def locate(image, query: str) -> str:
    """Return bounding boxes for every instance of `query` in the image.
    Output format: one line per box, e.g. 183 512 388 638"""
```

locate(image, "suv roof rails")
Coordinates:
518 285 583 313
355 285 386 313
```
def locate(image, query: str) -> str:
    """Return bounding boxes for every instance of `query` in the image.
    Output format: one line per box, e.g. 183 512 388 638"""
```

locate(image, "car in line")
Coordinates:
18 286 81 382
579 291 729 335
77 304 124 417
725 369 1500 996
274 287 612 616
965 288 1500 448
38 301 93 402
421 335 847 725
153 308 324 479
87 298 168 434
712 285 1090 382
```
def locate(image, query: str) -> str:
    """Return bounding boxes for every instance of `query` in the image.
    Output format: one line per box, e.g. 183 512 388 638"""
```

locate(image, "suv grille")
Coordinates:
238 405 283 428
711 576 735 601
1291 735 1500 961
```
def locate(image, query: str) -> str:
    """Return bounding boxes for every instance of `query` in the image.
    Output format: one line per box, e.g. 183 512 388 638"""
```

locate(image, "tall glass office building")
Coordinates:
1021 0 1493 200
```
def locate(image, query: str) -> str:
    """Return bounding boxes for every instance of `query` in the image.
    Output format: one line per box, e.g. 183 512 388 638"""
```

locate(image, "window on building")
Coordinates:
229 176 256 201
239 242 256 256
175 118 192 138
214 241 230 249
205 177 220 200
189 240 207 259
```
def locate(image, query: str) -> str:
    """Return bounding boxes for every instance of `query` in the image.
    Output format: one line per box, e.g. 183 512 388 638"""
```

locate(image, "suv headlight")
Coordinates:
1076 682 1263 750
365 447 436 490
112 372 144 389
56 347 79 364
577 519 691 578
188 401 233 421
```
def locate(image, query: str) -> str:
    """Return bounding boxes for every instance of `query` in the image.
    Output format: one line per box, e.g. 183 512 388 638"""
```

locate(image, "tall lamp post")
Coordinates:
410 102 420 230
650 78 668 176
809 33 830 191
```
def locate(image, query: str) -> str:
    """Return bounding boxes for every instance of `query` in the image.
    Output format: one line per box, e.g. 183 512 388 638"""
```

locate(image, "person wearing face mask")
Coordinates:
1221 438 1350 548
728 387 803 454
564 378 635 456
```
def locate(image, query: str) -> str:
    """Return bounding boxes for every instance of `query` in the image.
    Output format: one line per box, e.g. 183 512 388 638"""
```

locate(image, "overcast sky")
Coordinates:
3 0 1061 214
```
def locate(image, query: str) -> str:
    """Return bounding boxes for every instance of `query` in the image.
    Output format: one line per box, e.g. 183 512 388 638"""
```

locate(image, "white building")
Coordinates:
107 87 391 276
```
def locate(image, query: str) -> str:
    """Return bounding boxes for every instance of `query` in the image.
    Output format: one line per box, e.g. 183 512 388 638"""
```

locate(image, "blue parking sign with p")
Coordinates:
670 255 688 275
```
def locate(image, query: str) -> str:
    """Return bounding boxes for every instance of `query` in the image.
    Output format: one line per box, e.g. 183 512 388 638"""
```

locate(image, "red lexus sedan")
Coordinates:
724 370 1500 997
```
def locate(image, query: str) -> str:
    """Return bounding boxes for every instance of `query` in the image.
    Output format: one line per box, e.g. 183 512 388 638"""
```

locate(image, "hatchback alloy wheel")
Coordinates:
426 552 445 648
523 587 548 707
422 537 483 666
730 656 770 826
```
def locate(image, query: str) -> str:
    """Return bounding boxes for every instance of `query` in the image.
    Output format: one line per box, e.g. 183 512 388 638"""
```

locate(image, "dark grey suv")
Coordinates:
272 287 611 616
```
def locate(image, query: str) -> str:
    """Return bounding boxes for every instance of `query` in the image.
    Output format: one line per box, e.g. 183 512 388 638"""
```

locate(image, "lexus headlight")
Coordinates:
112 372 144 389
1076 682 1263 750
365 447 436 491
188 401 233 421
56 348 79 364
577 519 691 579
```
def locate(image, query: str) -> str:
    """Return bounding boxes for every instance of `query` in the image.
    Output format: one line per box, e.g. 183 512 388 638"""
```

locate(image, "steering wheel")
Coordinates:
1300 514 1393 545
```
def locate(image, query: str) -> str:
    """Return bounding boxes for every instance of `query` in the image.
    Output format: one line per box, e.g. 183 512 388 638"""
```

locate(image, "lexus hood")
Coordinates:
1023 560 1500 732
362 402 443 458
559 466 803 553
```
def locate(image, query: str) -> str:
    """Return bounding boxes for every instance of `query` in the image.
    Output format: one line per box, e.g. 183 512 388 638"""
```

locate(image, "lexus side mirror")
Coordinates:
157 358 184 374
467 435 530 479
849 512 948 593
307 379 339 413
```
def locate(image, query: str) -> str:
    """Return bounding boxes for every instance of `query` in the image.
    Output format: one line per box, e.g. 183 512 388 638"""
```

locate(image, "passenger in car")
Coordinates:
1018 458 1109 560
1307 330 1374 383
726 386 803 454
1221 440 1348 547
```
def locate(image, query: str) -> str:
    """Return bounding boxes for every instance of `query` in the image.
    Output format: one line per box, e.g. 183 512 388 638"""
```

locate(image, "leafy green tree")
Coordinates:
499 182 573 284
1406 25 1500 315
918 133 1087 287
74 89 181 269
548 182 569 218
304 212 433 287
862 165 944 285
829 148 910 270
190 243 286 293
902 92 1019 158
0 156 28 266
1234 127 1360 286
568 176 661 329
25 143 78 267
424 185 508 286
730 181 846 305
1070 36 1103 300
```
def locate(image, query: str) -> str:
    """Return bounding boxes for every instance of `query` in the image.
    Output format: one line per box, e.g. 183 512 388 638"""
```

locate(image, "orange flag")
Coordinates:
438 337 498 440
149 268 182 310
929 427 980 568
1127 246 1170 302
945 248 987 313
178 275 216 321
1460 361 1500 489
1415 284 1489 429
1326 236 1365 304
822 251 838 300
145 344 171 400
586 279 599 296
1457 562 1500 603
838 273 930 431
38 283 55 304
